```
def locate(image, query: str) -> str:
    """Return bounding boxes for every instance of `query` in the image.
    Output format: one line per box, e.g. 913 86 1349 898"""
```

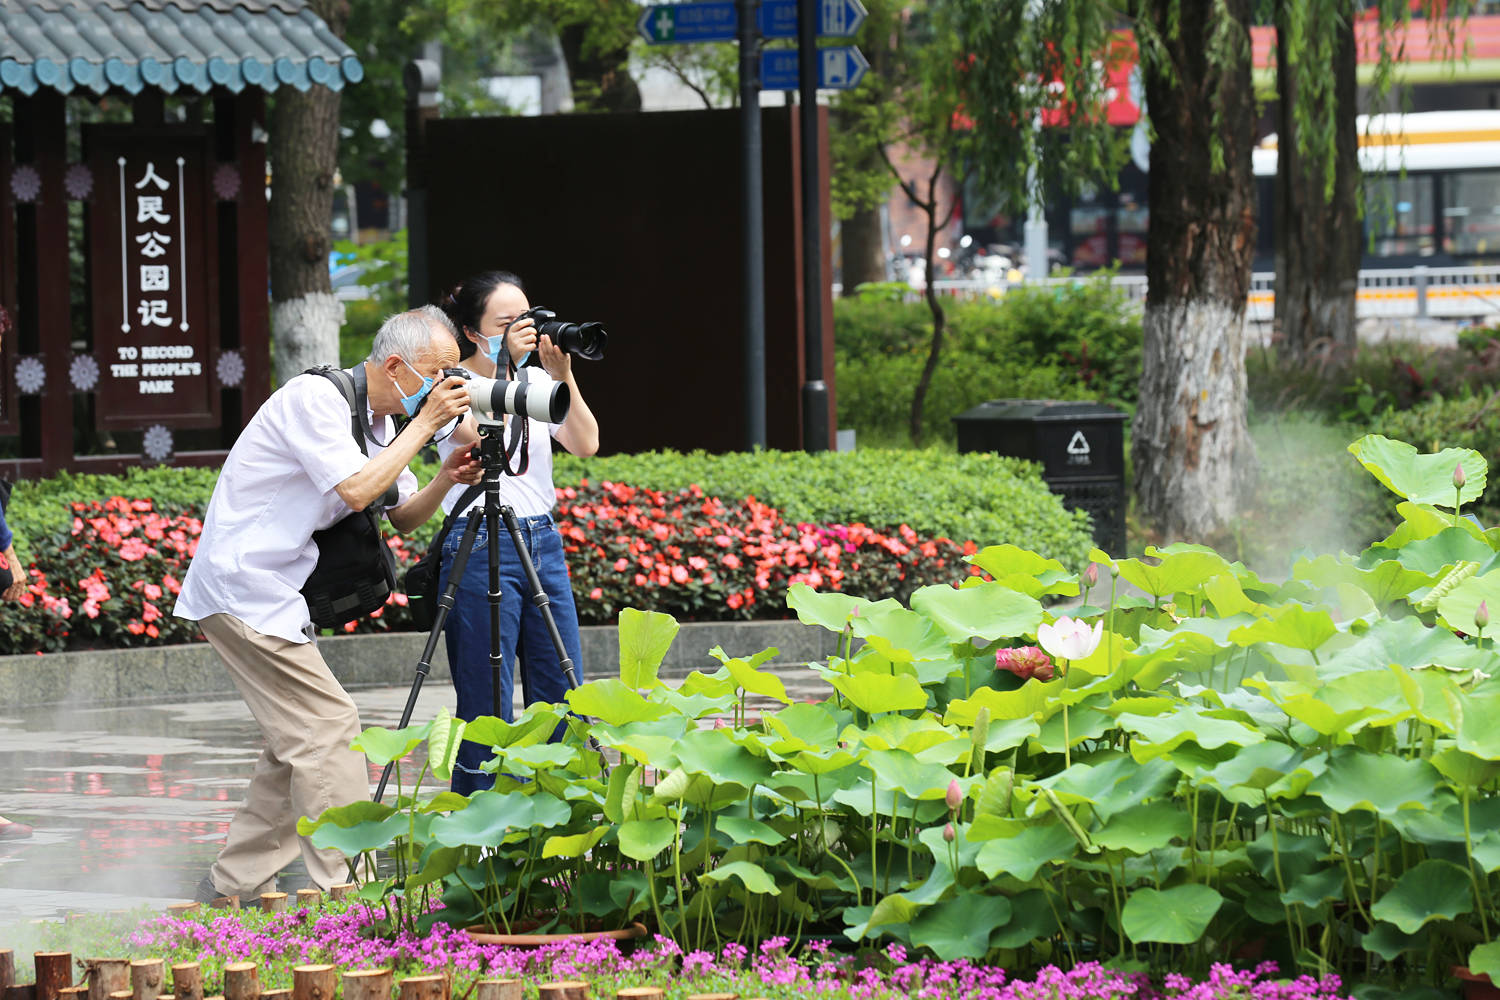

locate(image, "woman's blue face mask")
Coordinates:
481 333 504 363
395 357 435 417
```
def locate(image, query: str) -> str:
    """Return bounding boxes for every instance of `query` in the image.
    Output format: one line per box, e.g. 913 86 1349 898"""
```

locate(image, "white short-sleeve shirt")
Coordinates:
174 367 418 643
437 367 561 520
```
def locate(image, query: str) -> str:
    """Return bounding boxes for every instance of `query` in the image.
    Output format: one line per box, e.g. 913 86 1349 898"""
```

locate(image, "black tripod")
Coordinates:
373 419 586 803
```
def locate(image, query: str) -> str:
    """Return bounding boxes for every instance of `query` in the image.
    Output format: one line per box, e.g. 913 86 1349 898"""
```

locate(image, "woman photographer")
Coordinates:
437 271 599 795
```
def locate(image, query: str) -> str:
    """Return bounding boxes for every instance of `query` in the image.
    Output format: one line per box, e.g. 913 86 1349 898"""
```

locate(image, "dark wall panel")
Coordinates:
423 107 836 455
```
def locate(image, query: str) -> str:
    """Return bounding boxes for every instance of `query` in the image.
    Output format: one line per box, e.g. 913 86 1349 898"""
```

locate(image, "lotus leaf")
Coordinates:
1390 528 1495 576
866 748 969 800
699 859 781 894
424 708 465 783
430 790 572 847
604 762 639 822
617 817 677 860
1036 755 1177 821
910 579 1044 641
462 708 563 751
349 724 428 767
787 583 898 631
1117 549 1232 600
943 678 1063 727
1228 604 1338 652
1452 690 1500 760
618 608 679 689
590 717 688 764
966 544 1079 598
543 825 610 859
765 702 840 750
1361 923 1429 961
1470 942 1500 982
1347 434 1486 507
653 687 737 719
716 815 787 846
566 679 673 726
1279 866 1346 908
1093 801 1191 854
1116 707 1265 758
854 715 957 755
1121 884 1224 944
675 728 773 788
975 822 1078 880
909 892 1013 961
832 671 928 714
1294 553 1432 607
1370 859 1473 932
1440 569 1500 638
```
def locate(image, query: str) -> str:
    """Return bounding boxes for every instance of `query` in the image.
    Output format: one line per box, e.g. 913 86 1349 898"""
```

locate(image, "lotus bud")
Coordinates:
946 778 963 811
1084 562 1099 587
943 822 956 843
1456 463 1468 489
1478 600 1491 631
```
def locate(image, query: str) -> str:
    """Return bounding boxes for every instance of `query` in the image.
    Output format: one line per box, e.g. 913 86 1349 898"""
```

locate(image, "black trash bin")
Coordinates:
953 399 1127 555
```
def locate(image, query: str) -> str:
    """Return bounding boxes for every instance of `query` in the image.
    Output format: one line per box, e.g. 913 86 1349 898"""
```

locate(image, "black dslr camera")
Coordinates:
513 307 607 367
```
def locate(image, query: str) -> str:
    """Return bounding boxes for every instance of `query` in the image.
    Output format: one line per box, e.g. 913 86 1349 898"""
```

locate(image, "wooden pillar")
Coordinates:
259 893 288 913
538 984 589 1000
341 970 390 1000
396 976 445 1000
222 965 258 1000
615 990 661 1000
289 967 334 1000
294 890 321 909
14 90 72 472
165 904 199 917
34 953 72 1000
230 90 269 417
328 885 354 902
86 960 130 1000
475 983 522 1000
0 952 13 991
170 965 201 1000
130 960 164 1000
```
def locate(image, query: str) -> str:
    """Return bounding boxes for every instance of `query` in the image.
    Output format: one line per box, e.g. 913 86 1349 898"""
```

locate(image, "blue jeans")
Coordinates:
439 511 583 795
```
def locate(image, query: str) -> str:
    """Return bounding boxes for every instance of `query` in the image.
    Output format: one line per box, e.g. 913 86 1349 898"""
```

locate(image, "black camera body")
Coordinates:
515 306 607 367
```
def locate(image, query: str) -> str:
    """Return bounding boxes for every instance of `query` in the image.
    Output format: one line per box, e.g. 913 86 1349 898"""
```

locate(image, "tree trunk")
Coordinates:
842 206 886 292
558 24 642 112
1274 0 1360 362
1131 0 1259 542
910 173 947 446
268 0 349 384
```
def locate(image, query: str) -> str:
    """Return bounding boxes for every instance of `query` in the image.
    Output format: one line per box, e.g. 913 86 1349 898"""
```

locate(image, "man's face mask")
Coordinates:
394 357 435 417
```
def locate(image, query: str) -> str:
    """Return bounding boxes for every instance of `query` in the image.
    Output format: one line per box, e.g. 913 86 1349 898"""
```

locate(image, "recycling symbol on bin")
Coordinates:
1067 430 1092 465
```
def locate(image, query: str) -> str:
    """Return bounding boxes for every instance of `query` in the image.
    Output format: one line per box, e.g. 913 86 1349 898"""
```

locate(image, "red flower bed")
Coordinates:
555 480 981 624
3 484 981 653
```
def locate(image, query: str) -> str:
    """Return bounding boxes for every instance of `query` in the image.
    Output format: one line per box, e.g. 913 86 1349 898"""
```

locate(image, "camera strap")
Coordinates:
499 362 530 478
306 365 400 511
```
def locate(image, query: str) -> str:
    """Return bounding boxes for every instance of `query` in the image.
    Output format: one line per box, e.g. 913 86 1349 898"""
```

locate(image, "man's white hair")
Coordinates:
368 305 457 363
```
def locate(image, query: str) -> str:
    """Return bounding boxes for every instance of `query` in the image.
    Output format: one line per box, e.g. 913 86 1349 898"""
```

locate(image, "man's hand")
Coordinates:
442 442 483 486
0 547 24 601
415 375 471 432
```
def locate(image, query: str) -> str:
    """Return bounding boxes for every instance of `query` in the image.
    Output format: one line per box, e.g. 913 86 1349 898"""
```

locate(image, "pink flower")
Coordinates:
995 645 1055 681
945 778 963 811
1456 462 1468 489
1083 562 1099 587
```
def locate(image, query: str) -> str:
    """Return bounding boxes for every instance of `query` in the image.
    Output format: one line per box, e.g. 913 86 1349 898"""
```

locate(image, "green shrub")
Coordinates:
554 448 1096 572
833 277 1142 445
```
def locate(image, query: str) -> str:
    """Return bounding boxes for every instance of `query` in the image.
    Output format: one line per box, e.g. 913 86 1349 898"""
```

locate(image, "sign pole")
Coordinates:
798 0 827 452
738 0 766 450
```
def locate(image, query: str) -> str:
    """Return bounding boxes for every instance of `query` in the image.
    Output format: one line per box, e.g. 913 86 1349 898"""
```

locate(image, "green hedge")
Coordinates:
550 449 1095 571
832 277 1142 445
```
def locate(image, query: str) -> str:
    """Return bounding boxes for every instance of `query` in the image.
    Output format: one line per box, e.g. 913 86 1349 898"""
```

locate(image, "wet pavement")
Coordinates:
0 681 462 925
0 665 831 927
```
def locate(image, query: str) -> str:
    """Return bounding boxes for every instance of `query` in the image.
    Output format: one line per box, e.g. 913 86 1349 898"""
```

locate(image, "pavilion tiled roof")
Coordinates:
0 0 363 96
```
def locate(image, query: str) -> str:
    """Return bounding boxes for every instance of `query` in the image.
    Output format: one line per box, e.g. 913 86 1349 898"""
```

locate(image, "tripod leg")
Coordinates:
486 493 505 720
372 511 482 805
498 505 581 689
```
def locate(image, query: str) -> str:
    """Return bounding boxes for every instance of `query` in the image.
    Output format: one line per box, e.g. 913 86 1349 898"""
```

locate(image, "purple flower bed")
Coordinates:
110 904 1352 1000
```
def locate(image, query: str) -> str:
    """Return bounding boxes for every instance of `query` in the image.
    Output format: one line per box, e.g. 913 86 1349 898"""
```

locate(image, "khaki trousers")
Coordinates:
199 613 369 895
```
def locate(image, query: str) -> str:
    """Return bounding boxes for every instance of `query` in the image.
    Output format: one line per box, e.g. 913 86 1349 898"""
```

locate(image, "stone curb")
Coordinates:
0 619 843 708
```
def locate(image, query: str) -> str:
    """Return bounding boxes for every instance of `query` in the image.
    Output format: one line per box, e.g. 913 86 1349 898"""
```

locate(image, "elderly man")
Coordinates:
176 306 479 901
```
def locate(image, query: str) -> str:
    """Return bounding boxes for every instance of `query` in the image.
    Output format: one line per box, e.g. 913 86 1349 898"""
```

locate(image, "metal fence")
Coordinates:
844 266 1500 321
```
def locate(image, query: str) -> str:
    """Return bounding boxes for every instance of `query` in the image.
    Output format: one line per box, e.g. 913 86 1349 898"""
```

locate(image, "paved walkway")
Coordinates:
0 682 460 925
0 666 831 927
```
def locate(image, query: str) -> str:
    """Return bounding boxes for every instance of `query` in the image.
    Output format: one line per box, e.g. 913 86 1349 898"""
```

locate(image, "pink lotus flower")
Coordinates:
995 645 1055 681
945 778 963 811
1037 615 1104 662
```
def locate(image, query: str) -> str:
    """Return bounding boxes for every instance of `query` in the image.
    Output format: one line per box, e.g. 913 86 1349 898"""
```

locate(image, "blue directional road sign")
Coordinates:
638 0 868 45
760 46 869 90
760 0 867 39
637 2 738 44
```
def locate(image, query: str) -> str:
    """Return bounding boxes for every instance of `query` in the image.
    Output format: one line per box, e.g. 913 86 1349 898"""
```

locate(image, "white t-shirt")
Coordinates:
438 367 561 519
175 367 418 644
